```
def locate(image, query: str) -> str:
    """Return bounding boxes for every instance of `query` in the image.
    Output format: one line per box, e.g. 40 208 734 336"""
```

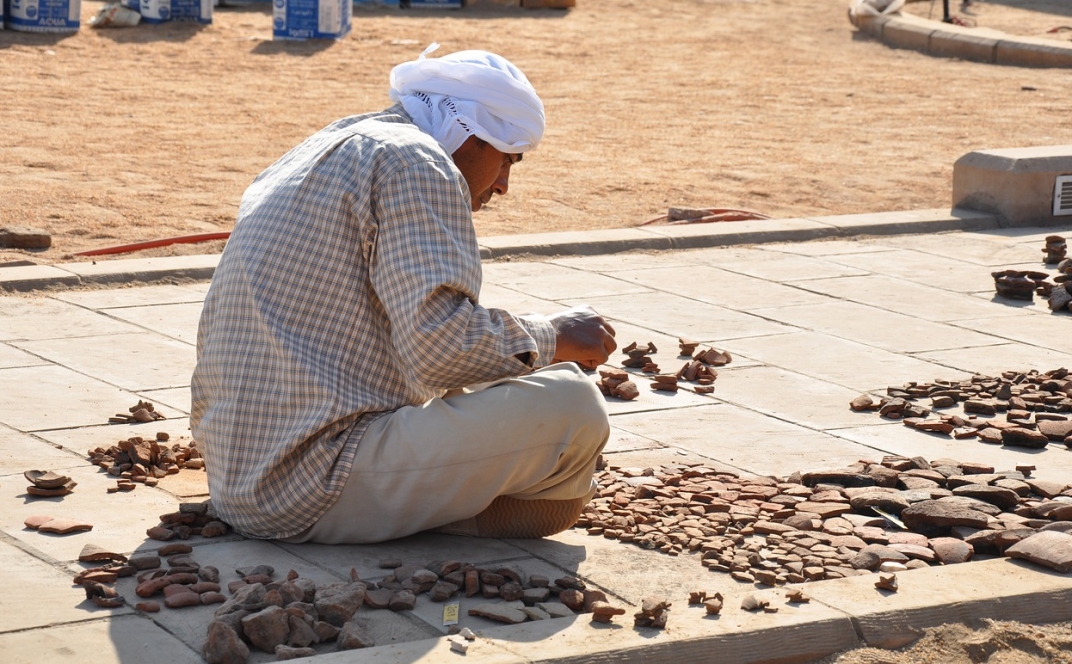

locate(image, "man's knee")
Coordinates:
536 362 609 441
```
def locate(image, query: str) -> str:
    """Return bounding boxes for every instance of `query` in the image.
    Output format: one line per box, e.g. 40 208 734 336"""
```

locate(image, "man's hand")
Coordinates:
549 305 617 370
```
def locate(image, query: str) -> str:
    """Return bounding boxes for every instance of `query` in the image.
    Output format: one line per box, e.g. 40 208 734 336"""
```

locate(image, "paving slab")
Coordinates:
478 282 561 316
613 264 832 312
0 340 49 369
611 401 878 475
752 300 1004 354
0 539 132 632
795 274 1039 322
137 386 193 415
0 615 204 664
825 248 1037 294
572 291 796 342
13 332 197 392
57 254 220 284
725 330 974 393
550 250 701 273
761 238 894 257
0 426 86 475
483 261 653 301
0 364 183 432
806 208 998 235
877 232 1044 267
913 343 1072 377
710 365 902 431
0 295 143 342
640 217 838 249
951 313 1072 355
2 463 181 562
603 426 662 454
681 245 872 281
52 282 209 309
36 418 192 458
101 302 204 345
0 264 81 291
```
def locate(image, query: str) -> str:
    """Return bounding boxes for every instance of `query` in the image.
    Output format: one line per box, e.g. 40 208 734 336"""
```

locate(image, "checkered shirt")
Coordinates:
191 105 556 539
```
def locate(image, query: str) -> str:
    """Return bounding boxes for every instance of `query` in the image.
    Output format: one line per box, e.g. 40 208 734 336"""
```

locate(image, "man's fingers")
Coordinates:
603 320 616 337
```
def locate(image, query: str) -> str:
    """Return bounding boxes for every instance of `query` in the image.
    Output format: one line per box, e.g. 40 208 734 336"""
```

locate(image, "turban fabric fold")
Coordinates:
389 43 545 155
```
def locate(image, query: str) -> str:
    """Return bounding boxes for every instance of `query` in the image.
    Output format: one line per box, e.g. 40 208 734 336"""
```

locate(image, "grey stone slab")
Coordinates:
114 538 346 652
2 464 181 563
568 292 796 343
0 540 133 633
0 296 143 342
0 615 204 664
611 401 877 476
14 333 196 391
829 424 1072 484
549 250 700 273
277 532 528 583
877 232 1044 267
803 558 1072 650
975 226 1072 244
705 365 883 431
0 341 47 368
751 301 1004 353
0 364 182 432
482 262 652 301
102 302 204 345
725 331 974 393
0 426 85 475
612 265 832 312
681 246 871 282
794 275 1033 322
761 238 895 257
951 315 1072 355
52 283 208 309
913 343 1072 377
825 248 1031 294
640 217 837 249
138 387 192 415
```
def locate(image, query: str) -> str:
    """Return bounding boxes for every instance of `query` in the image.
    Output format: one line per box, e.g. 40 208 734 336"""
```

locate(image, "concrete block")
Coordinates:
57 254 220 285
808 208 999 236
953 145 1072 227
640 217 837 250
0 264 80 292
853 13 890 39
995 36 1072 68
928 30 997 63
880 16 934 52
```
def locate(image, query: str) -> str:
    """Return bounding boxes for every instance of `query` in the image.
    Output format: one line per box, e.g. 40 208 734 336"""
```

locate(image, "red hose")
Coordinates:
73 232 231 257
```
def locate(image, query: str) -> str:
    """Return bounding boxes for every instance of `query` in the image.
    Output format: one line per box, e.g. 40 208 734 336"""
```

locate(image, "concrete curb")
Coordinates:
852 11 1072 67
0 208 999 293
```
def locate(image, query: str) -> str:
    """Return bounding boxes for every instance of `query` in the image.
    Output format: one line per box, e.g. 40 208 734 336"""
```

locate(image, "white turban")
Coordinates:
389 43 545 155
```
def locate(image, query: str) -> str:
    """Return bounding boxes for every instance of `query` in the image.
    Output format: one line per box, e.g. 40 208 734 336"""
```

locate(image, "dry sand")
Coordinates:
2 0 1072 264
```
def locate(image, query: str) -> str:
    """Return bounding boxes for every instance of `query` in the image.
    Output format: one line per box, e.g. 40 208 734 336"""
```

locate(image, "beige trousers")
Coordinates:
284 362 609 544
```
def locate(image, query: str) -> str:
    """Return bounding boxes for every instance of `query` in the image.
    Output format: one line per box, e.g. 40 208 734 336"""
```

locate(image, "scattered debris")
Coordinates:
108 400 167 425
875 573 898 592
595 368 640 401
577 455 1072 584
1043 235 1067 265
88 432 205 493
740 594 769 612
30 516 93 534
24 469 77 497
849 368 1072 451
633 596 671 628
785 588 810 603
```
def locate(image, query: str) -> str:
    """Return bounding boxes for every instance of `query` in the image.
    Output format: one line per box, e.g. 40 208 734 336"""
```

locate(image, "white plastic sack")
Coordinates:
849 0 905 19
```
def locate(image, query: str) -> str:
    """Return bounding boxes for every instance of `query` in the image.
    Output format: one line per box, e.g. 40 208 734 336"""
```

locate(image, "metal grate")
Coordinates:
1055 175 1072 217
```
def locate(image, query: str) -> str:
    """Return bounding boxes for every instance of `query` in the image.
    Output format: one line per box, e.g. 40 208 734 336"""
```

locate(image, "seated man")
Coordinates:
191 45 616 544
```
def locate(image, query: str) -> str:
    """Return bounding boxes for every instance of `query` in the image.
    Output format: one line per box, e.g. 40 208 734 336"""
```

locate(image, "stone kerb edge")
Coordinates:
857 11 1072 67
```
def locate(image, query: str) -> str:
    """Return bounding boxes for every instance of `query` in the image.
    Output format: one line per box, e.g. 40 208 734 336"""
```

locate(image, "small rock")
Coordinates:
0 226 52 249
202 621 250 664
276 645 317 660
875 574 898 592
388 589 416 612
37 518 93 534
590 600 626 623
468 602 528 624
1005 531 1072 573
337 619 375 650
740 595 768 612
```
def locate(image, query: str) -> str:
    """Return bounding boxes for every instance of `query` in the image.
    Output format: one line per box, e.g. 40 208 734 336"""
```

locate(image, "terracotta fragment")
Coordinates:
875 573 898 592
37 518 93 534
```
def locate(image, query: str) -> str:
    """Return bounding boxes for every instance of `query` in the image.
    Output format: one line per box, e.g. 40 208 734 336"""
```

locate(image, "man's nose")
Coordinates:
492 164 511 196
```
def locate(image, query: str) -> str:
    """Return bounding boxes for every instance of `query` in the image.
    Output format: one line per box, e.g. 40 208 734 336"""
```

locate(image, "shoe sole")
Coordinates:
474 496 587 539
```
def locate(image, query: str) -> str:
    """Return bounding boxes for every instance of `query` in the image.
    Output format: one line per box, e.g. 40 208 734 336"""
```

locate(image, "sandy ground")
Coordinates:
2 0 1072 264
817 619 1072 663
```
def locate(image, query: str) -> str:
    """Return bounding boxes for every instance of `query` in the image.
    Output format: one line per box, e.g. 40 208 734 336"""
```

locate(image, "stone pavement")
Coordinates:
2 211 1072 663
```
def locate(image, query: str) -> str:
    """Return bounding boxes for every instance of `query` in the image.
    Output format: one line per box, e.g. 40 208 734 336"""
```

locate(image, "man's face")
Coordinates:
452 137 522 212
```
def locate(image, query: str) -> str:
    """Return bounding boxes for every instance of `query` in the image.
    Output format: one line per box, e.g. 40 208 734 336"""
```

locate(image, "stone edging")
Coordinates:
0 207 1006 293
851 11 1072 67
